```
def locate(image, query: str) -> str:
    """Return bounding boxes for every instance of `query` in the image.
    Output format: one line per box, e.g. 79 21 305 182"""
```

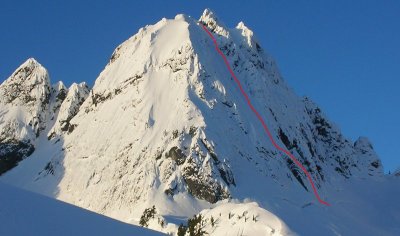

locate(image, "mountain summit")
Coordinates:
1 9 397 236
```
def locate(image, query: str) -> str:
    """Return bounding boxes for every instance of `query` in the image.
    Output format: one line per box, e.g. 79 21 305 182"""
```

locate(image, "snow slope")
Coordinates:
0 183 164 236
1 9 398 236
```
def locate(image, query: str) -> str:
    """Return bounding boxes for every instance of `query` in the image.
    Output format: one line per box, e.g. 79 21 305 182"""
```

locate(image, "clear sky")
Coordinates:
1 0 399 172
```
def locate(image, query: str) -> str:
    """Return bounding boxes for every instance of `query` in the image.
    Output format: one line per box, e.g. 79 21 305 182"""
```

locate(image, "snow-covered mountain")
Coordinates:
1 9 398 236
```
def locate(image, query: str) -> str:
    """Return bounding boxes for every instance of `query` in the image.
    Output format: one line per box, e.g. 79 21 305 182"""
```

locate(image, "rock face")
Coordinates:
0 140 35 175
0 9 392 235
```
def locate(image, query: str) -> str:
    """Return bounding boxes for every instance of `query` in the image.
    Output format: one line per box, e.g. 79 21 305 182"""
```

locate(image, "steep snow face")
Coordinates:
47 14 230 218
0 9 393 236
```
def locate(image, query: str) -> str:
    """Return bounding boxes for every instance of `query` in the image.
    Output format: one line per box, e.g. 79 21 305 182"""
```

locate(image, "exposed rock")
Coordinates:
0 140 34 175
165 146 186 165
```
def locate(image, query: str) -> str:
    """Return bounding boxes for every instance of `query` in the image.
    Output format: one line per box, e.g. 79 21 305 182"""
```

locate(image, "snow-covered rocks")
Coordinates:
0 58 51 140
199 8 229 37
354 137 383 177
0 58 51 175
0 58 90 175
48 82 89 139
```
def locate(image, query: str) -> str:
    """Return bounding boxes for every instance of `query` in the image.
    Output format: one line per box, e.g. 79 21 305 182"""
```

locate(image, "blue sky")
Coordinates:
1 0 399 172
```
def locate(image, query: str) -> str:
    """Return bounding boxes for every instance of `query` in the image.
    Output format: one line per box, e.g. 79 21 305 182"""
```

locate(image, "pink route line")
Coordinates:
201 24 330 206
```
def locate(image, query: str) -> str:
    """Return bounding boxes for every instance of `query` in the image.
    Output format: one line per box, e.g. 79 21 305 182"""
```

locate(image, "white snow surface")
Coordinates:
1 9 398 236
0 182 164 236
197 201 294 236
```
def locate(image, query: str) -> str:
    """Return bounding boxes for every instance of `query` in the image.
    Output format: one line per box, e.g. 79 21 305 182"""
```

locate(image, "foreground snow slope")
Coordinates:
1 9 398 236
0 183 164 236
